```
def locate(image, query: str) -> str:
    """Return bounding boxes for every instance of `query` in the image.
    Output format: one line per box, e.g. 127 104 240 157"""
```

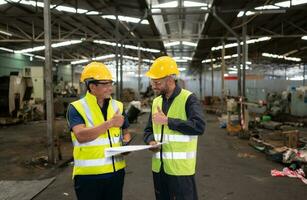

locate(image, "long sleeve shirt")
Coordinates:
144 85 205 144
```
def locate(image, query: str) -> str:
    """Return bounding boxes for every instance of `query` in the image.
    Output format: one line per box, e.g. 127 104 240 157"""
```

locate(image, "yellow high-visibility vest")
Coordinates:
70 92 125 177
152 89 198 176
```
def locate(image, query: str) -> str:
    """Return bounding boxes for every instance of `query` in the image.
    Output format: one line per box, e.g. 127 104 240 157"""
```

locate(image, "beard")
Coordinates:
154 88 166 96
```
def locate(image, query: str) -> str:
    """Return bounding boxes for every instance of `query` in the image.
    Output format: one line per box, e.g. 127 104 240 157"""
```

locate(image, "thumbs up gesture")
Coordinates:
152 106 168 125
110 109 124 127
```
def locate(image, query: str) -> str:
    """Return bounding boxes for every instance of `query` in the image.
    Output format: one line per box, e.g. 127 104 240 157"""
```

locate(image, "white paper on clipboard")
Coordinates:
105 142 164 157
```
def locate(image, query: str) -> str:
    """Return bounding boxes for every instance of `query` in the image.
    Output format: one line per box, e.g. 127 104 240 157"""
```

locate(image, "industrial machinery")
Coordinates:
0 72 33 123
290 86 307 117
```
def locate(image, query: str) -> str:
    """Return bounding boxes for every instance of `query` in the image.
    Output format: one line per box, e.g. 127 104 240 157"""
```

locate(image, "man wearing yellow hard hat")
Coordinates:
67 61 131 200
144 56 205 200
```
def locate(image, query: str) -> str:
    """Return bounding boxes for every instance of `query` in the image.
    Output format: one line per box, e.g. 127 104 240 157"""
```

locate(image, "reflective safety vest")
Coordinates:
70 92 125 177
152 89 198 176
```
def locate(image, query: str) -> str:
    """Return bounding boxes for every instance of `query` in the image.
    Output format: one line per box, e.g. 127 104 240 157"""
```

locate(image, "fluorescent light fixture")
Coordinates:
174 57 192 62
53 5 88 13
0 0 7 5
182 41 197 47
202 58 216 63
302 36 307 40
211 37 271 51
71 54 154 65
93 40 160 53
102 15 149 25
291 0 307 6
151 8 161 13
34 55 45 60
143 59 154 63
181 56 193 61
164 41 181 47
15 46 45 53
275 1 291 7
123 55 139 61
255 5 280 10
289 76 304 80
175 59 188 63
178 68 186 71
52 40 82 48
0 47 14 52
202 54 238 63
93 40 117 47
228 71 238 74
86 11 100 15
0 30 12 37
15 40 82 53
165 41 197 47
93 54 115 61
152 1 207 8
0 45 56 61
76 8 88 14
262 52 301 62
71 59 89 65
237 1 307 18
152 1 178 8
183 1 207 7
237 11 255 17
228 67 238 71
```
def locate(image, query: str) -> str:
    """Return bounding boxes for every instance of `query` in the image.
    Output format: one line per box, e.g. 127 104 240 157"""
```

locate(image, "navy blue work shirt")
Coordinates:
144 85 205 144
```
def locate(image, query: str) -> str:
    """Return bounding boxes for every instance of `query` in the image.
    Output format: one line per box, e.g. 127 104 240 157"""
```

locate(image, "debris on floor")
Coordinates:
271 167 307 184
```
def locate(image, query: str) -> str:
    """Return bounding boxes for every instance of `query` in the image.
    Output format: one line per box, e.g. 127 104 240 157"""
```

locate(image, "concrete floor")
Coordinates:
2 113 307 200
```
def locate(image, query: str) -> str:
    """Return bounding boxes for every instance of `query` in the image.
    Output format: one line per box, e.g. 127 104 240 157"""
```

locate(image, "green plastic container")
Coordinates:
262 115 271 122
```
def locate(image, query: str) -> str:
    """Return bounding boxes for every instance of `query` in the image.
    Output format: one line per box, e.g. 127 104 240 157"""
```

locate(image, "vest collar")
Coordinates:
84 91 112 107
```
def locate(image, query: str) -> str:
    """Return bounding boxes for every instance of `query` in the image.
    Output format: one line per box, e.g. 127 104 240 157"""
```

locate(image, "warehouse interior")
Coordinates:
0 0 307 199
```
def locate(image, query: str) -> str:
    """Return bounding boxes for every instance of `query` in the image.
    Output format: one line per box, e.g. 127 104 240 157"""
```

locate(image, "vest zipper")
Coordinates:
107 130 116 172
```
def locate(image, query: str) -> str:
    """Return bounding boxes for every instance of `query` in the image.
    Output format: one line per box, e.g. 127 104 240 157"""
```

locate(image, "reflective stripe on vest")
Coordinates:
153 152 196 160
80 98 94 127
74 157 113 167
72 136 121 147
154 134 197 142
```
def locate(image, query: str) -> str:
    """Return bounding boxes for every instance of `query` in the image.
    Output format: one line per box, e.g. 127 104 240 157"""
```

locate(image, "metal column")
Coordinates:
71 65 74 87
210 53 214 97
44 0 55 164
199 64 203 100
304 64 306 86
120 44 123 100
115 15 119 99
242 18 247 97
221 42 225 96
138 43 141 93
237 42 241 97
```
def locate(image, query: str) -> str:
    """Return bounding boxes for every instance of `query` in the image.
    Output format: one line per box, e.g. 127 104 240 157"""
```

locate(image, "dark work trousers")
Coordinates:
74 170 125 200
153 167 198 200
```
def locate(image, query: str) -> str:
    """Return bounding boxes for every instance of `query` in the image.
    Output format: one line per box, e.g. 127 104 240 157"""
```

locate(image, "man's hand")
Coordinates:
149 140 160 152
152 106 168 125
122 133 131 143
110 110 124 127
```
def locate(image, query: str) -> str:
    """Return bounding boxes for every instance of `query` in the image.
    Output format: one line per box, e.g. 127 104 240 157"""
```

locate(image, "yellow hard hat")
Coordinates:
80 61 113 82
145 56 179 79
